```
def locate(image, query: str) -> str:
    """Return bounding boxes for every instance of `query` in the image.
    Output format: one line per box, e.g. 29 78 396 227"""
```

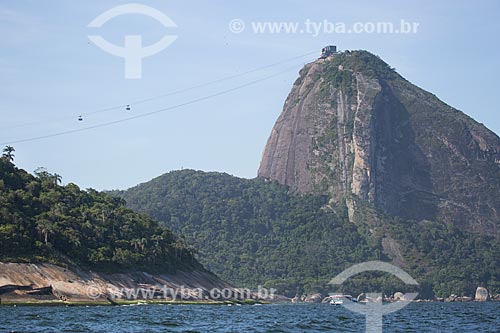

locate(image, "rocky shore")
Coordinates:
0 262 259 305
291 287 500 304
2 262 498 306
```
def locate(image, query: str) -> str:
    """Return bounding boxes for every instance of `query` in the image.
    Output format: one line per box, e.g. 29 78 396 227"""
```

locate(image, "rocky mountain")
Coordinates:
258 50 500 235
113 50 500 298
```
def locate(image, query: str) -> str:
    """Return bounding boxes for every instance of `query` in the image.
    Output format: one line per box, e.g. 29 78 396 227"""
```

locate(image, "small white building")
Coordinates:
321 45 337 58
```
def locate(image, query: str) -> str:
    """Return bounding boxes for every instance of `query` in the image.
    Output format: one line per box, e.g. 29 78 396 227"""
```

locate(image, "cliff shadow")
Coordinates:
371 80 439 222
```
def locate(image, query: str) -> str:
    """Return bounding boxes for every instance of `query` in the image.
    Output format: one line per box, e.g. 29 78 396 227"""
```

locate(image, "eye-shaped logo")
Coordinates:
88 3 177 79
329 261 419 333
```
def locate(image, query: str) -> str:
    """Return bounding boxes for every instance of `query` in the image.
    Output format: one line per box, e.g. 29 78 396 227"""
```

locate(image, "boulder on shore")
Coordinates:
322 296 334 303
357 293 366 303
393 292 404 301
475 287 490 302
304 293 323 303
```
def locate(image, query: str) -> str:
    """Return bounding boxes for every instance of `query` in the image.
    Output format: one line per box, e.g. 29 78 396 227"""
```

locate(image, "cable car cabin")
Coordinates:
320 45 337 58
126 105 131 111
78 115 83 121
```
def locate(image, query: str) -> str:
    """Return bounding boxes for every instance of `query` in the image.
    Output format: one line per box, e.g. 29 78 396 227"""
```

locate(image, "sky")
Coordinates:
1 0 499 190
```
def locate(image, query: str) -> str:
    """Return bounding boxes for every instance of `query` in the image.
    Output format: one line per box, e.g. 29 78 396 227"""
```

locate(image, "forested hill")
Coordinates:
0 149 198 273
113 169 500 298
111 169 378 293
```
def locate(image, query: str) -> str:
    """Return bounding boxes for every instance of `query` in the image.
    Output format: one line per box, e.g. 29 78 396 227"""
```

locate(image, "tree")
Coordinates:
34 167 52 181
53 173 62 186
2 146 15 162
0 159 198 273
36 218 55 245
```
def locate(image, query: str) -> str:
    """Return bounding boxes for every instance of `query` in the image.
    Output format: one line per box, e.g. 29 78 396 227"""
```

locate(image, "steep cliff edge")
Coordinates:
258 50 500 234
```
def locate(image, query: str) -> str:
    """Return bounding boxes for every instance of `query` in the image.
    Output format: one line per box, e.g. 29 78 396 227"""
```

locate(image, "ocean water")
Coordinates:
0 302 499 332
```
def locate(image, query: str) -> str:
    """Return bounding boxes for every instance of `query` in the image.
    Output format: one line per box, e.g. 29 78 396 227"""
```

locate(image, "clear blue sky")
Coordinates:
1 0 499 190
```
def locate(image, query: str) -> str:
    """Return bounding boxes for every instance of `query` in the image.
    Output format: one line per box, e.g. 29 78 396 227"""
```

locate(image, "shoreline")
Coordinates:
1 298 498 307
0 262 259 306
0 299 266 306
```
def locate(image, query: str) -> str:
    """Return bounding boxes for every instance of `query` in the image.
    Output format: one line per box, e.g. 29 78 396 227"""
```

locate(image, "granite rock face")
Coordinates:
475 287 490 302
258 51 500 234
0 262 235 304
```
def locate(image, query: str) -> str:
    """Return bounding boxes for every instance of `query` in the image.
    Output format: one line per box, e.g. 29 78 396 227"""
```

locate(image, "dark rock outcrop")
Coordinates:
258 50 500 234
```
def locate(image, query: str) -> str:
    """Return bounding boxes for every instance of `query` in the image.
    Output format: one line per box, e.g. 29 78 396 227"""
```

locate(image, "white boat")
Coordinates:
329 296 344 305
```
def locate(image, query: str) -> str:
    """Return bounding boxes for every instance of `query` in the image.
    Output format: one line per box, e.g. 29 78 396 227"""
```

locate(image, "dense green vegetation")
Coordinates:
112 170 380 295
323 50 399 82
114 169 500 298
386 218 500 298
2 143 498 298
0 147 197 272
